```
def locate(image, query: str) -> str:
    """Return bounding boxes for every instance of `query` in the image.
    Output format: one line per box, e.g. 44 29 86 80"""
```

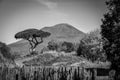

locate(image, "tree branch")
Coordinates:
38 37 43 44
28 40 33 48
34 37 43 44
32 37 43 49
34 37 38 44
28 37 44 52
32 38 36 44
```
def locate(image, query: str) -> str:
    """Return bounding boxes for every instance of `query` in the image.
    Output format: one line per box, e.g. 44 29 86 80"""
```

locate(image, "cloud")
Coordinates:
37 0 57 10
43 1 57 10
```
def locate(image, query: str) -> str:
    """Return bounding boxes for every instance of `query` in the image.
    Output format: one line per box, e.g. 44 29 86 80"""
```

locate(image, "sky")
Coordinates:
0 0 107 44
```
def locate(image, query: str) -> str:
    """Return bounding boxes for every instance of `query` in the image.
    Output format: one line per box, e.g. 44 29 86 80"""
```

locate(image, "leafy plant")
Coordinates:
0 42 14 61
47 40 76 53
77 30 106 62
101 0 120 79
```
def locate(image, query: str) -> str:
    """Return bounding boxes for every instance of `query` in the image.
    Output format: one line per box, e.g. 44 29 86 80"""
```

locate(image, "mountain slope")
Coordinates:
42 23 84 38
41 23 85 42
9 23 85 56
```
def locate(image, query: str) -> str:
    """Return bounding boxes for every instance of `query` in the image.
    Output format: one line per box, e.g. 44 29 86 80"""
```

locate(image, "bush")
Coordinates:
47 40 76 53
47 40 58 51
77 30 106 62
25 51 38 57
0 42 14 60
41 47 49 53
61 41 74 53
30 51 38 55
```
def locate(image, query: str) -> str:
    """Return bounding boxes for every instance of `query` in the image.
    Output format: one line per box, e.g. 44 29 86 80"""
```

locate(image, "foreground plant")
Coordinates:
101 0 120 79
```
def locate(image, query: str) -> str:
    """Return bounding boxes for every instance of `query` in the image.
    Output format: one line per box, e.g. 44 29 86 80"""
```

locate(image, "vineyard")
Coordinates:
0 66 98 80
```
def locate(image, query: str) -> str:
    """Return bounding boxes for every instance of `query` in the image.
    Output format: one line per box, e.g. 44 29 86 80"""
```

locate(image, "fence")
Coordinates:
0 66 98 80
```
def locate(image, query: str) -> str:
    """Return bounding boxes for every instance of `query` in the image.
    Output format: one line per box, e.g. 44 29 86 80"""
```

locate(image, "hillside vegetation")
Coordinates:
7 23 109 68
9 23 85 57
0 42 15 66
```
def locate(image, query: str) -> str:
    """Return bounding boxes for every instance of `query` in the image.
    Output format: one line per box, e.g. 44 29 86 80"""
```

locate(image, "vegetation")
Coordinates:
15 29 51 53
23 53 82 66
47 40 58 51
0 42 14 61
77 30 106 62
61 41 75 53
0 66 94 80
101 0 120 79
47 40 78 53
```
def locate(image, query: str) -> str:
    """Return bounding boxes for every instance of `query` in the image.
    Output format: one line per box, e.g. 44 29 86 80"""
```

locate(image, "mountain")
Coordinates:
8 23 85 56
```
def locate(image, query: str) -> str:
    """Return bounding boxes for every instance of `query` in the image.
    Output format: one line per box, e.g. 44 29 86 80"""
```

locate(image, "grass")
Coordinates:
23 52 83 66
23 52 110 69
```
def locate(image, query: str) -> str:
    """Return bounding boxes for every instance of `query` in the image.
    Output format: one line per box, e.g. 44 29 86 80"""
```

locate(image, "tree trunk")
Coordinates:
29 47 36 54
29 48 33 53
28 38 43 54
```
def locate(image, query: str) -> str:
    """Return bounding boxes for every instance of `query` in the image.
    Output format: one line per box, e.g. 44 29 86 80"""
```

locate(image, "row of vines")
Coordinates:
0 66 96 80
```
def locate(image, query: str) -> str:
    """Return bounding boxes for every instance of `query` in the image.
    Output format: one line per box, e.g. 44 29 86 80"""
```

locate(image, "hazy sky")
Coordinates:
0 0 106 44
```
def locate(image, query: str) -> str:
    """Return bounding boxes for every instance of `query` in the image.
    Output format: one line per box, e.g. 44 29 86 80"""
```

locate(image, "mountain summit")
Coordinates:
42 23 84 39
9 23 85 55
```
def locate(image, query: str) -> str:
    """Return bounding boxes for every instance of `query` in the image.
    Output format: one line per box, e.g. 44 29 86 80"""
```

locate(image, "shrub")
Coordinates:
77 30 106 62
0 42 14 60
61 41 74 53
47 40 76 53
47 40 58 51
25 51 38 57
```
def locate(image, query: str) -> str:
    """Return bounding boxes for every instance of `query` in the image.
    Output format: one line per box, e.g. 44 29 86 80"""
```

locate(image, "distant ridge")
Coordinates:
9 23 85 55
42 23 84 36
